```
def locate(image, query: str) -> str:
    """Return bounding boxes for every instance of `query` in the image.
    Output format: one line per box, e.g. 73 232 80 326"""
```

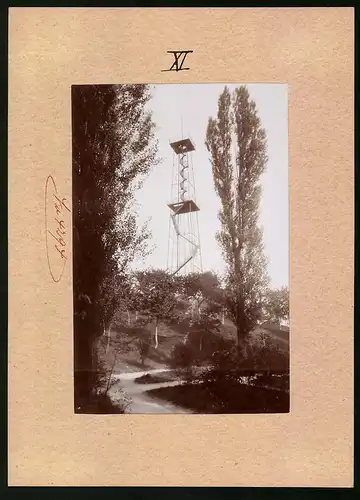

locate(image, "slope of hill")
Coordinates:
101 311 289 374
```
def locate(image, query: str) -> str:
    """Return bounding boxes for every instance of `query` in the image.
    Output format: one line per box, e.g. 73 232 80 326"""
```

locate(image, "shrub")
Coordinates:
75 346 132 414
170 343 194 380
137 337 151 365
134 373 156 384
245 333 289 372
134 371 179 384
200 333 289 391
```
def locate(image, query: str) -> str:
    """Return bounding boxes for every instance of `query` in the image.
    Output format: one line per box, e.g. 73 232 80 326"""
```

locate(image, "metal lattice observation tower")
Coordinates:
166 136 203 276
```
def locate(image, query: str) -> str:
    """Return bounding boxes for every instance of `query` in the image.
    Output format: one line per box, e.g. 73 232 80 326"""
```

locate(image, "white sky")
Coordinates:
133 84 289 289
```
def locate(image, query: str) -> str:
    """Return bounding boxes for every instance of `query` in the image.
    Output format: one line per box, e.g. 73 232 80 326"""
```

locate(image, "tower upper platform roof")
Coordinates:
168 199 200 215
170 138 195 154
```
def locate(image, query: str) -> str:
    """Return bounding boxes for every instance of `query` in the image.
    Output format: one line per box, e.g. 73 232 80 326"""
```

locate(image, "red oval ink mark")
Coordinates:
45 175 71 283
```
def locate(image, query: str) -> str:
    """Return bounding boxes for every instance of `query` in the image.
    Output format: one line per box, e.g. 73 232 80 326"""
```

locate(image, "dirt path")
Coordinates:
109 368 190 414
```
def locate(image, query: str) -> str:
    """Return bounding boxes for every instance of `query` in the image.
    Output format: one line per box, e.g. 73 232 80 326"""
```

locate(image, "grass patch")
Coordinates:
147 380 289 414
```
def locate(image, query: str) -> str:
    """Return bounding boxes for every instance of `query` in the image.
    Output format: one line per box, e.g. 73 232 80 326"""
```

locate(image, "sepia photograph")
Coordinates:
72 83 289 414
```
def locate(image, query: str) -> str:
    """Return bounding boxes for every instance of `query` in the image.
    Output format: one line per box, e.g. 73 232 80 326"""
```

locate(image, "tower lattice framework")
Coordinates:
167 137 202 276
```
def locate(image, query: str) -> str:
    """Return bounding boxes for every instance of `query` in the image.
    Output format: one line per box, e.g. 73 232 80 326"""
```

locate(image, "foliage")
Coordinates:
170 343 194 380
178 271 224 309
205 85 269 347
201 327 288 388
177 271 226 339
179 271 221 298
133 269 179 320
246 331 289 372
147 382 289 413
130 269 186 348
210 344 238 373
76 339 132 414
72 84 159 406
262 286 289 323
187 303 223 357
137 337 151 365
134 371 178 384
192 301 223 330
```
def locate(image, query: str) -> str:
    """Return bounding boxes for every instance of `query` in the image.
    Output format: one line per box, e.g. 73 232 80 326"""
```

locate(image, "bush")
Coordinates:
209 334 288 372
170 343 192 367
75 346 132 414
170 343 194 380
211 344 238 370
199 333 289 392
137 337 151 365
134 373 159 384
134 371 179 384
245 331 289 372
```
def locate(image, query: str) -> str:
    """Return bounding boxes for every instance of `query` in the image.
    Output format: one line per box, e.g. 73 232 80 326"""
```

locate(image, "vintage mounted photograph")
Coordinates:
72 83 289 414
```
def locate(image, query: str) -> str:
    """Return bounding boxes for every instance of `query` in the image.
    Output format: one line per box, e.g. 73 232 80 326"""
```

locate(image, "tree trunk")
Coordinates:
155 322 159 349
236 326 243 348
127 310 131 325
235 293 247 347
135 311 138 321
199 335 203 351
105 322 111 354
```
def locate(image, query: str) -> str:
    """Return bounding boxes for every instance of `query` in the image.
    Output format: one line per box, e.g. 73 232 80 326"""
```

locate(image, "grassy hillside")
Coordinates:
99 309 289 374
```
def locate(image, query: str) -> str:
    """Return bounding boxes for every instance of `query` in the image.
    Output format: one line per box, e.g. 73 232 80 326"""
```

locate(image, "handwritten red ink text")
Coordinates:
45 176 71 283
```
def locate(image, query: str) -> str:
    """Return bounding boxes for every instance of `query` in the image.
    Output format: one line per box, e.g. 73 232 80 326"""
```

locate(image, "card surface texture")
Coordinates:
8 7 354 487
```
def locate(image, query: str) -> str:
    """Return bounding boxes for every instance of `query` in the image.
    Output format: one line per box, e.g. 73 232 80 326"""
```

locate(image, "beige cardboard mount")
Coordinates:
8 7 354 487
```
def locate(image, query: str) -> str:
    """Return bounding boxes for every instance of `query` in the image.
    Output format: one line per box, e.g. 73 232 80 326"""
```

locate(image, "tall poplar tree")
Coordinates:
72 84 159 409
205 85 269 349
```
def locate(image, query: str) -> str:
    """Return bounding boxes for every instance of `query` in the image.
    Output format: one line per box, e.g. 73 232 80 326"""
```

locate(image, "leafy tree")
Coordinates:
205 85 269 350
263 286 289 324
175 271 225 349
72 84 159 409
132 269 182 348
179 271 223 314
191 303 223 353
